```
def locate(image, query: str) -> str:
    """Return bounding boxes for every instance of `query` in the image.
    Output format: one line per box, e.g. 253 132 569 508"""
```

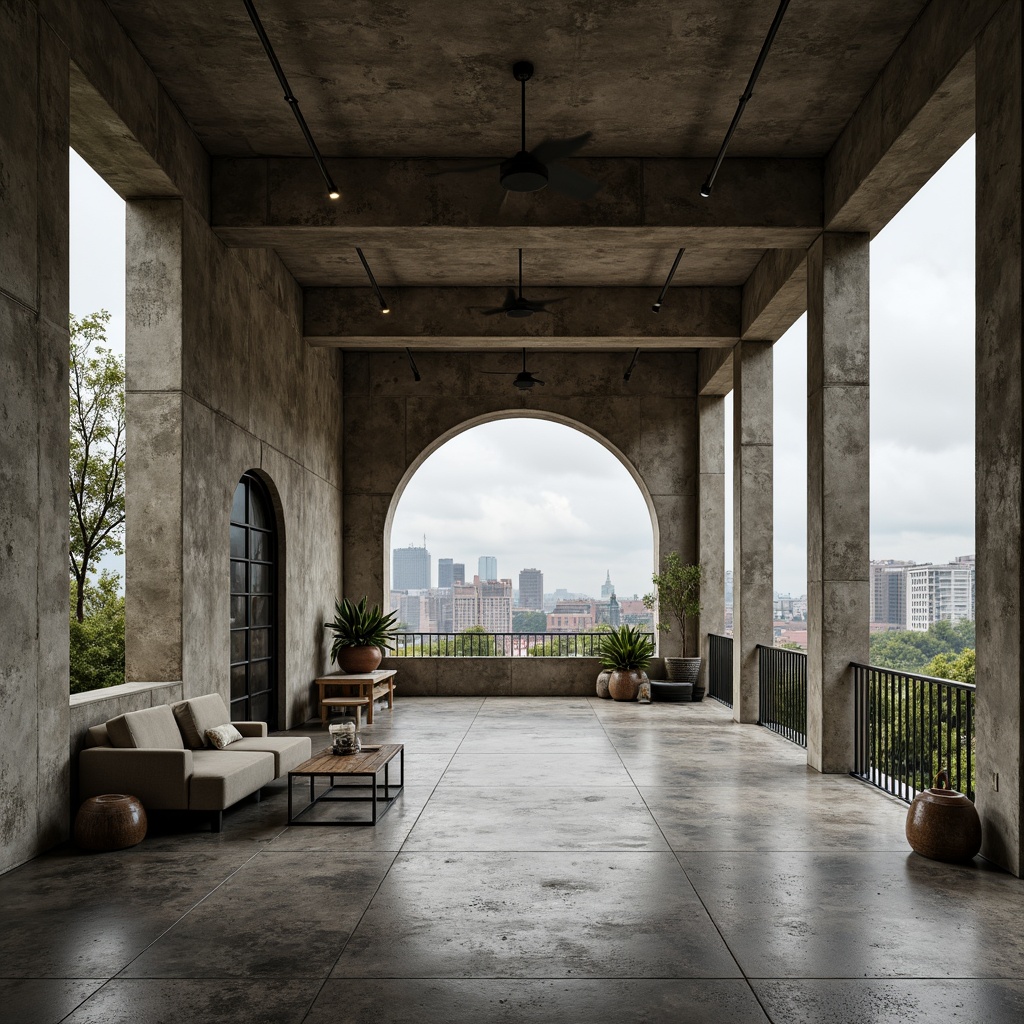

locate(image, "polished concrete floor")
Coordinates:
3 696 1024 1023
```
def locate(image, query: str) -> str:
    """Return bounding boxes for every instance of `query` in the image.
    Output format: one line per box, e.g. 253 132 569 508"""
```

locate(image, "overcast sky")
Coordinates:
71 136 974 601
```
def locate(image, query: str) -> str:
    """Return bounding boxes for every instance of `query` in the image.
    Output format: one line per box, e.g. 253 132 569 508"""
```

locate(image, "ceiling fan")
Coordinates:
439 61 601 200
482 249 565 318
481 348 545 390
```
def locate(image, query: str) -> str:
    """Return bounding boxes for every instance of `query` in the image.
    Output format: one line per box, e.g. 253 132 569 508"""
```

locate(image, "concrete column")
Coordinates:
0 6 70 872
698 395 726 684
732 341 773 723
975 1 1024 877
806 233 870 773
125 200 185 682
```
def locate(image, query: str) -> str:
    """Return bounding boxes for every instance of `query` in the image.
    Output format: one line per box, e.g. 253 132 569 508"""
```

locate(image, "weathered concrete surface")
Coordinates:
305 286 740 348
805 234 870 774
344 349 697 677
0 3 69 874
975 2 1024 878
698 396 726 681
825 0 1002 235
732 342 773 724
698 349 733 396
125 198 344 727
741 248 808 342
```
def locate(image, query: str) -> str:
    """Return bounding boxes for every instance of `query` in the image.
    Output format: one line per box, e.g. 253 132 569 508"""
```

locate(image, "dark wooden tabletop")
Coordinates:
290 744 403 776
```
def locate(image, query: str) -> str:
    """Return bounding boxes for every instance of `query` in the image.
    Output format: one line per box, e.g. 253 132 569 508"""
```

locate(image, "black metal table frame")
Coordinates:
287 747 404 826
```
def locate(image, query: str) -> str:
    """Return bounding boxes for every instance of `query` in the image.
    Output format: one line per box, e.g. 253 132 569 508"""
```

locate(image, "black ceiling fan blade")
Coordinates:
531 132 593 165
546 161 602 200
480 369 520 375
524 296 567 311
481 308 511 315
427 160 504 177
532 378 545 386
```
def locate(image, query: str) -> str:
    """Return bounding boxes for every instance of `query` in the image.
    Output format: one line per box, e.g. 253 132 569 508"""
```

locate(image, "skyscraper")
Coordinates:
392 544 431 591
452 562 465 584
478 555 497 581
438 558 455 589
452 576 513 632
518 568 544 610
906 562 976 631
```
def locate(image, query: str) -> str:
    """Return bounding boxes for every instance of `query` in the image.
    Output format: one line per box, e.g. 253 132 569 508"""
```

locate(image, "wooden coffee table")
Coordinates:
287 744 404 826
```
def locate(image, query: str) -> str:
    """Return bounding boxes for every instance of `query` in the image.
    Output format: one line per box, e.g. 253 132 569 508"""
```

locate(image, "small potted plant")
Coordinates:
324 597 398 674
598 624 656 701
644 553 703 690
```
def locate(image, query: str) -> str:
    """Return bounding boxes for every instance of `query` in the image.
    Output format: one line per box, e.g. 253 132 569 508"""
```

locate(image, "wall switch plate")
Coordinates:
991 771 999 792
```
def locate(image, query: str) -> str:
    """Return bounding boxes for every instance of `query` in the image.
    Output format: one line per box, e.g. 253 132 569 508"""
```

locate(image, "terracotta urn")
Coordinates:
336 645 383 674
905 770 982 863
608 669 646 702
596 668 613 699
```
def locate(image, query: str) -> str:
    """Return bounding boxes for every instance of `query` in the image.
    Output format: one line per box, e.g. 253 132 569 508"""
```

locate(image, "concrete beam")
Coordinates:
741 248 808 341
698 349 734 396
212 157 822 244
304 287 740 349
825 0 1002 235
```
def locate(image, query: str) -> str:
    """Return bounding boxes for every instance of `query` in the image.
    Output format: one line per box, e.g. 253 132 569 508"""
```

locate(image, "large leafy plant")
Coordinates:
599 624 655 671
325 597 398 662
643 552 703 656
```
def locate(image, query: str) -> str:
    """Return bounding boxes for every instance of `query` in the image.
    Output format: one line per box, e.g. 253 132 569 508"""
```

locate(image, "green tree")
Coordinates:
69 311 125 622
869 620 976 673
513 610 547 633
69 571 125 694
454 626 497 656
924 648 976 687
644 552 703 656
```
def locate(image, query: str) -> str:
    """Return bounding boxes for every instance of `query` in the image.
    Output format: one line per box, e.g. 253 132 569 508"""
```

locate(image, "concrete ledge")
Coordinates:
69 680 183 709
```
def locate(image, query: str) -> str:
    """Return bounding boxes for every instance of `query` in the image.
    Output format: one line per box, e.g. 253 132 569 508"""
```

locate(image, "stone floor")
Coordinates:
3 696 1024 1023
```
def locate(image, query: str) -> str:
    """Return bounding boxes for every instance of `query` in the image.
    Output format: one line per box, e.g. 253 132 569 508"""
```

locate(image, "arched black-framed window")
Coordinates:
230 473 277 729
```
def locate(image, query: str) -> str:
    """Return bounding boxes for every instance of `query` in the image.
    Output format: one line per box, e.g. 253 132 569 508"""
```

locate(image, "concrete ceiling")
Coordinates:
100 0 936 346
106 0 926 160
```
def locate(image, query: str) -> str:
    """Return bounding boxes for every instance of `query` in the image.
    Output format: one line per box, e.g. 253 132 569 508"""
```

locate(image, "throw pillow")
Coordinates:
205 723 244 750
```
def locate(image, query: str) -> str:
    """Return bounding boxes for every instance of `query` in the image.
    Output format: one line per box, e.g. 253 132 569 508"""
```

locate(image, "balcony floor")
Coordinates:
3 697 1024 1023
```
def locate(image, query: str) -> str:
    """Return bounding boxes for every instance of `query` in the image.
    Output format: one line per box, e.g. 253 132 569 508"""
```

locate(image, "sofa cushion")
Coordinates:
85 724 112 748
206 723 244 750
172 693 232 749
106 705 184 750
189 750 275 810
225 735 312 776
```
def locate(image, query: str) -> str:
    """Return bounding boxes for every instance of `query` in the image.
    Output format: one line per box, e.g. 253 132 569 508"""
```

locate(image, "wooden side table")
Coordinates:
314 669 397 725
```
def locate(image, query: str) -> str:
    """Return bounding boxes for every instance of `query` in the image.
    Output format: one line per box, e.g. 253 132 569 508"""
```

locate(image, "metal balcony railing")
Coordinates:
852 663 975 801
390 631 653 658
708 633 733 707
757 644 808 747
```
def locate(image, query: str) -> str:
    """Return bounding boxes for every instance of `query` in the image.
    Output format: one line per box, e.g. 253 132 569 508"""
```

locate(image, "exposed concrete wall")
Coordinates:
343 349 697 693
732 342 774 724
805 234 870 774
0 2 70 874
975 1 1024 878
127 201 344 729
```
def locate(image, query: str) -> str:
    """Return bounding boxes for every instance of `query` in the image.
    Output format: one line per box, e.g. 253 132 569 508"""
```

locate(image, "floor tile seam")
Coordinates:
317 699 489 989
53 977 114 1024
667 847 761 1008
108 845 267 981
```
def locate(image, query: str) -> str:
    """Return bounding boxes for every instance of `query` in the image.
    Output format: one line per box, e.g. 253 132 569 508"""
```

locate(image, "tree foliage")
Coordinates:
69 311 125 623
69 571 125 694
644 552 703 655
869 620 975 674
513 610 548 633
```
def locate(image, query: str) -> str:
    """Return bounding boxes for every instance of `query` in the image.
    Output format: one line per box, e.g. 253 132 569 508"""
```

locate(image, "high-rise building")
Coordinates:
518 568 544 610
478 555 498 581
438 558 455 589
452 562 465 584
870 559 915 625
906 563 976 631
601 571 614 600
392 544 431 590
452 576 513 632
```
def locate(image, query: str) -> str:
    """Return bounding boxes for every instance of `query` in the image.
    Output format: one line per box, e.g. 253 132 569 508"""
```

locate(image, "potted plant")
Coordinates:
324 597 398 674
598 624 656 701
643 553 704 691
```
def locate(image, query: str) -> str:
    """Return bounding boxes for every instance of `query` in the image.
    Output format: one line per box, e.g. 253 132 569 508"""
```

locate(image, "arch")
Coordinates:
382 409 661 610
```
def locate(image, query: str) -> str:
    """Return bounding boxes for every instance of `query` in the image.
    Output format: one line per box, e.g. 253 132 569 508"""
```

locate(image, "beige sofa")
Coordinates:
79 693 311 831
